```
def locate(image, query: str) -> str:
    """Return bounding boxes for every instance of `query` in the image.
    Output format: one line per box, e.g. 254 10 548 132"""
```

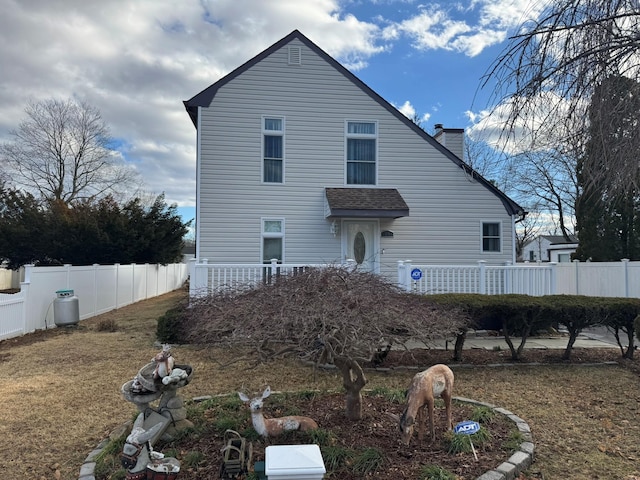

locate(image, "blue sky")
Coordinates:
0 0 546 230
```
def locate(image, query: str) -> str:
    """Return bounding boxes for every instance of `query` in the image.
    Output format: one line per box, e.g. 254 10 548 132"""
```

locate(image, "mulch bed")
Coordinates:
158 346 634 480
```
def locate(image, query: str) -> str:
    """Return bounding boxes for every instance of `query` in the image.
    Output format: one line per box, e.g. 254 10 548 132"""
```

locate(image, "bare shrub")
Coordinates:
96 318 118 332
181 266 466 364
179 266 467 420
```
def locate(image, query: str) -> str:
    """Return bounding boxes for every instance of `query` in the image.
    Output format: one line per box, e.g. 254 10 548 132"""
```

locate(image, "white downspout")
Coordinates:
195 106 202 261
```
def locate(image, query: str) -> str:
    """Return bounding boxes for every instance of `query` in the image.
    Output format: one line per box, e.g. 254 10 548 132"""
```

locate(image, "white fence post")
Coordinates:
504 262 512 294
21 265 33 333
191 258 209 297
622 258 630 297
478 260 486 294
549 262 557 295
397 261 406 292
572 259 580 295
405 260 413 292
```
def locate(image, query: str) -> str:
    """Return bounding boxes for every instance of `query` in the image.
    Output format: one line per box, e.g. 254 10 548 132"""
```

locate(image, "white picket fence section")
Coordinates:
398 260 557 296
0 262 188 341
190 258 640 300
189 258 325 296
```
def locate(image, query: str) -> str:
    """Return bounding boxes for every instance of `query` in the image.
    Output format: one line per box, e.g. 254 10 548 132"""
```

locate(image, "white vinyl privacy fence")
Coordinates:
191 258 640 300
0 262 188 341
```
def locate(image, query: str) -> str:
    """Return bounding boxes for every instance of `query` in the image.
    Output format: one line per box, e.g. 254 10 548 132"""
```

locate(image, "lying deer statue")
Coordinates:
387 364 454 444
238 386 318 437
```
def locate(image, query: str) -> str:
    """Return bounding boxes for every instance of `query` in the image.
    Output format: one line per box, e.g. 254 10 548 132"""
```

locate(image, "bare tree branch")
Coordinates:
482 0 640 195
1 98 141 204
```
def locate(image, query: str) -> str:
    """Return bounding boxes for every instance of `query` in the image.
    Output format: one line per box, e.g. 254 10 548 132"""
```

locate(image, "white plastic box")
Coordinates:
265 444 326 480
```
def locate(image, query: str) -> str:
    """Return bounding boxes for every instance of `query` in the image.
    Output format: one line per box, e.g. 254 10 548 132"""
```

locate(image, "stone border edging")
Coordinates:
454 396 534 480
79 392 535 480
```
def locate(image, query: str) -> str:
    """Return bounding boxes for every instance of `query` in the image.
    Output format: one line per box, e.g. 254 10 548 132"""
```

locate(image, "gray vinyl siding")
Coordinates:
196 38 515 273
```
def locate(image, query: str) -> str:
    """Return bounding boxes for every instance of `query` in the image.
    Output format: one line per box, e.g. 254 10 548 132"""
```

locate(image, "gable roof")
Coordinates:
524 234 579 248
542 235 578 245
184 30 525 218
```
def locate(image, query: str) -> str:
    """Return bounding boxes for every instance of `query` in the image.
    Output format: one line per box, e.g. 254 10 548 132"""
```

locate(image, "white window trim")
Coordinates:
261 217 285 263
261 116 285 184
480 220 502 254
344 120 378 186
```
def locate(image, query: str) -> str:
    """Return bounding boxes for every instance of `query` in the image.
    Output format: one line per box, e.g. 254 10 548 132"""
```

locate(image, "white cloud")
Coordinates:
394 100 431 126
397 100 417 119
0 0 549 210
392 8 473 53
0 0 384 207
386 0 546 57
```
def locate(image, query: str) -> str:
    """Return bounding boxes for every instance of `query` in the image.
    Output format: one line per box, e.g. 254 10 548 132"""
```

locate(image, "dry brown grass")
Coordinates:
1 288 640 479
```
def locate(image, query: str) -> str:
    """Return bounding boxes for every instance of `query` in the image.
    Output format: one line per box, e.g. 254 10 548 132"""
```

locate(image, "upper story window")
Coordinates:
263 117 284 183
346 121 377 185
482 222 501 253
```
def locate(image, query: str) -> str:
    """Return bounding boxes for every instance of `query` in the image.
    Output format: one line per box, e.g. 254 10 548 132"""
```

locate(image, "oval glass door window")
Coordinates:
353 231 366 264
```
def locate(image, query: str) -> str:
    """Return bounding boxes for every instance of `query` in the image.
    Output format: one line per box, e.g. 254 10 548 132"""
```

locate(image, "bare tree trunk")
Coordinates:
453 329 467 362
334 356 367 421
502 319 532 361
623 328 634 360
615 327 636 360
562 331 579 361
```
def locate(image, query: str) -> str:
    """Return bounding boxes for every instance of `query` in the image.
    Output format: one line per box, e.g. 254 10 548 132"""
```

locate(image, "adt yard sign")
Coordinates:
455 421 480 435
410 268 422 281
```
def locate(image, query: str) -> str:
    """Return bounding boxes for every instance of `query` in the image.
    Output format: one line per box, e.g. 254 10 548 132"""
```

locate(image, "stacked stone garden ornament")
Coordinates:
120 345 194 480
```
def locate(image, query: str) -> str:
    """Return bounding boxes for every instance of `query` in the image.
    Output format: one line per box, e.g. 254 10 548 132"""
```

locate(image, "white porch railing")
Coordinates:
397 260 556 296
189 258 640 299
189 258 557 297
189 258 327 296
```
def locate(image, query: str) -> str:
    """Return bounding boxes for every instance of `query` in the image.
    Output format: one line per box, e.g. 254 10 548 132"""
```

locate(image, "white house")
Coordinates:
521 235 578 263
183 30 525 280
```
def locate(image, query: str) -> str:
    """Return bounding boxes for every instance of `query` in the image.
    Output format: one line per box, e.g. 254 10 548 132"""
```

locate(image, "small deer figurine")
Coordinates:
238 386 318 437
387 364 454 444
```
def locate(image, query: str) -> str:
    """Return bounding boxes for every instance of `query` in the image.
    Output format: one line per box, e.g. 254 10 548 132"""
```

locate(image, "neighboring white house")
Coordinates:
521 235 579 263
183 30 525 280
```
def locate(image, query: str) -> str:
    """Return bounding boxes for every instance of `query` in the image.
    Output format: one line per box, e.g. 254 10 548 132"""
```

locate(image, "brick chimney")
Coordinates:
433 124 464 160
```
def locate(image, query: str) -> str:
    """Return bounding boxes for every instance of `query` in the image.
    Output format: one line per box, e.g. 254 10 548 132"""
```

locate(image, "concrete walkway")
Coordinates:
423 329 622 351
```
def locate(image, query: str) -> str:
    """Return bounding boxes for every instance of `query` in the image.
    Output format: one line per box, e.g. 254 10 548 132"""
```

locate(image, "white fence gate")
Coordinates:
0 262 188 341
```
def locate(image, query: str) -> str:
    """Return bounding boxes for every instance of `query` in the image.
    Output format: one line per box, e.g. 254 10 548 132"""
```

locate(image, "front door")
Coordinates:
343 220 378 273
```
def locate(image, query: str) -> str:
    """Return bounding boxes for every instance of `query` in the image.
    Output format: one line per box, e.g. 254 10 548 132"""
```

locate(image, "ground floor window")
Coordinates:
262 218 284 263
482 221 501 253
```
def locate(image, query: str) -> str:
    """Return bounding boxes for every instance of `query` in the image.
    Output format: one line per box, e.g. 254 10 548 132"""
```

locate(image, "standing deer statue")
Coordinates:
238 386 318 437
387 364 454 444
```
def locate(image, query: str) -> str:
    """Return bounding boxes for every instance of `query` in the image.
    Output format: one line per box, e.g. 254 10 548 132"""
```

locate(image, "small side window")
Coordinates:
482 222 501 253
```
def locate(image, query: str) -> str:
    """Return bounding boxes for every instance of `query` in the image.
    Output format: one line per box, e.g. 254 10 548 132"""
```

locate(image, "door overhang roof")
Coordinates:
325 188 409 218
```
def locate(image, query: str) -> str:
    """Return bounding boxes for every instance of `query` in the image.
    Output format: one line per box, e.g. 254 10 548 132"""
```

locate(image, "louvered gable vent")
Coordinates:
288 46 301 65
